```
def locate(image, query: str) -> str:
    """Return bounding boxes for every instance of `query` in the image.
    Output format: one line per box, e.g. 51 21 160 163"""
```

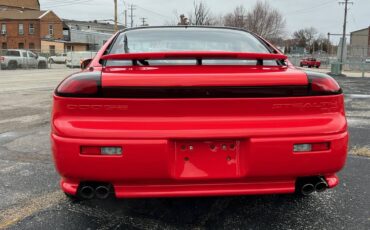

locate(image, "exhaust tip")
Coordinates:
79 186 95 200
301 183 315 196
315 178 328 192
95 186 110 199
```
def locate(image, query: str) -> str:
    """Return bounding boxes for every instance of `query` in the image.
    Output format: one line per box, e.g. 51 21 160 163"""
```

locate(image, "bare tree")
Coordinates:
178 14 189 25
188 0 213 25
244 1 286 40
224 5 247 28
293 27 318 52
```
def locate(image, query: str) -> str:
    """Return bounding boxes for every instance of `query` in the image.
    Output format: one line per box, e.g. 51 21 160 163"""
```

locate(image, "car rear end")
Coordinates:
51 27 348 199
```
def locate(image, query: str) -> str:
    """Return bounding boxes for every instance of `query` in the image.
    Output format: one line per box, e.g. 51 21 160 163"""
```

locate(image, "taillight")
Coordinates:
294 142 331 152
81 146 122 155
0 56 4 62
55 72 101 97
307 72 342 95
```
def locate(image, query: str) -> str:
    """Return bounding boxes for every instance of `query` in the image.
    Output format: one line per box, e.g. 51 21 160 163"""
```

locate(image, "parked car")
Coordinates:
51 26 348 201
0 49 48 70
48 53 67 64
66 51 97 68
300 58 321 68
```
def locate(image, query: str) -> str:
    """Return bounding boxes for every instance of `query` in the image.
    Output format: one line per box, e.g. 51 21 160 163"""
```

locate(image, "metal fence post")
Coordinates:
361 61 365 78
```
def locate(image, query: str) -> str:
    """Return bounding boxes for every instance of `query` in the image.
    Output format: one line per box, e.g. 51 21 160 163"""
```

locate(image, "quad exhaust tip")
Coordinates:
301 183 315 195
95 186 110 199
78 183 112 200
297 176 328 196
315 177 328 193
79 186 95 200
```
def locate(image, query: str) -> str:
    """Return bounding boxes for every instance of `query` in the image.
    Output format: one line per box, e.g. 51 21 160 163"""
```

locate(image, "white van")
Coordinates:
66 51 97 68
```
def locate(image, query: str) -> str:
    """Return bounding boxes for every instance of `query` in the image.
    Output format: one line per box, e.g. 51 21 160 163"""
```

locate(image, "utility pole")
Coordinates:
124 9 128 28
327 33 331 55
114 0 118 32
339 0 353 68
123 1 127 28
140 17 147 26
129 4 136 28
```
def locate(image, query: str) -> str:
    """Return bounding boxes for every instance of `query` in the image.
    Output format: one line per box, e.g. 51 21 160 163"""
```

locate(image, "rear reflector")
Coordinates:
294 142 330 152
81 146 122 155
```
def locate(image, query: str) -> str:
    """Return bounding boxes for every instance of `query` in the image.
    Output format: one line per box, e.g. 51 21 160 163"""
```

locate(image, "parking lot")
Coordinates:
0 67 369 230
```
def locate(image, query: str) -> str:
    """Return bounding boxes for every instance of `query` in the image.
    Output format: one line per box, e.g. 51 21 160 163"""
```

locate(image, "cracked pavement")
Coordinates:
0 68 369 230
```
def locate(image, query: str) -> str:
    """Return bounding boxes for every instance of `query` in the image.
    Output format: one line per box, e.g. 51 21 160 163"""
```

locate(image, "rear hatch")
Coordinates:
53 65 346 139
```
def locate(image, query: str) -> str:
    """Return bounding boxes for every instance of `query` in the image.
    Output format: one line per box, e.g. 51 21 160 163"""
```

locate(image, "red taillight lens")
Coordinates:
81 146 122 155
308 73 342 95
55 72 101 97
0 56 4 62
81 146 101 155
311 142 331 151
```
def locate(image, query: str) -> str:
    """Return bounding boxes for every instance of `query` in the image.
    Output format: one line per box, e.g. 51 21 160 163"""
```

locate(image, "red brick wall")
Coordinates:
0 20 41 50
0 0 40 10
0 11 63 51
39 11 63 40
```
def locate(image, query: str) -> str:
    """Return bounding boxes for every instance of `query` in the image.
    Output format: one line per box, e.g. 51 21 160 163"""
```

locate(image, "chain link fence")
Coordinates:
1 46 370 76
288 45 370 77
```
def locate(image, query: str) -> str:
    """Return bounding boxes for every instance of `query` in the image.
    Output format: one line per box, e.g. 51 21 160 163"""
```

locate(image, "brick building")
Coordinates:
0 0 63 51
0 0 40 10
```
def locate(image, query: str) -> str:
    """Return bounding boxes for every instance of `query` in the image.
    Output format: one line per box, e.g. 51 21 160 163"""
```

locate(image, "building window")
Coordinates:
48 24 54 36
49 45 56 55
29 23 35 35
18 43 24 49
29 43 35 50
1 42 7 50
1 24 6 35
19 24 24 35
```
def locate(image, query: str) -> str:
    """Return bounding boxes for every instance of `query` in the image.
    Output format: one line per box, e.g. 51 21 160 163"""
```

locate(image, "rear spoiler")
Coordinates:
100 52 287 65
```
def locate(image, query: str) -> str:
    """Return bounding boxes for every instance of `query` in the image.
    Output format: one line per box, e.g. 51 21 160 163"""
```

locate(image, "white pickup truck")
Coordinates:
0 49 48 70
48 53 67 64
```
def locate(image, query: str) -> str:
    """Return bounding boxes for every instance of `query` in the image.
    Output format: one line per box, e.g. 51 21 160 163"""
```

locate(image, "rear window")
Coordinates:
6 51 21 57
110 28 270 54
107 27 276 66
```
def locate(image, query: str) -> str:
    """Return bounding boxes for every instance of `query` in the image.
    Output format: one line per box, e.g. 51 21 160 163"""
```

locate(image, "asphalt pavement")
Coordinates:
0 67 369 230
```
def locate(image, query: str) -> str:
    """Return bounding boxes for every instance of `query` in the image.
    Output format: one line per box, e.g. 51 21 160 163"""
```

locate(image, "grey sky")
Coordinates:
40 0 369 43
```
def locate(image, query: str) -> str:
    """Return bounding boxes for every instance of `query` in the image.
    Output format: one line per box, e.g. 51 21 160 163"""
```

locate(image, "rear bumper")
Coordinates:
52 131 348 198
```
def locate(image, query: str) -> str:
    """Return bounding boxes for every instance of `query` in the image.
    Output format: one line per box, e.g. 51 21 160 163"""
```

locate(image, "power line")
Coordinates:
287 0 337 15
42 0 90 8
135 5 171 20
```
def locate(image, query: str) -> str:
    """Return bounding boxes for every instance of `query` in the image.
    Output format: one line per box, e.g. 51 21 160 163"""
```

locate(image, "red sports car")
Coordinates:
51 27 348 200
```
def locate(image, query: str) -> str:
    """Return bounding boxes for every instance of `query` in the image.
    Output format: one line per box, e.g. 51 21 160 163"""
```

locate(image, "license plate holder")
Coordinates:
174 140 240 179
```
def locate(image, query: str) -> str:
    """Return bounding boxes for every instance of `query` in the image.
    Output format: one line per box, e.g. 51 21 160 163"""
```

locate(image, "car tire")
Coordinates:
316 66 319 68
308 66 312 68
300 64 303 67
38 62 47 69
8 61 17 70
